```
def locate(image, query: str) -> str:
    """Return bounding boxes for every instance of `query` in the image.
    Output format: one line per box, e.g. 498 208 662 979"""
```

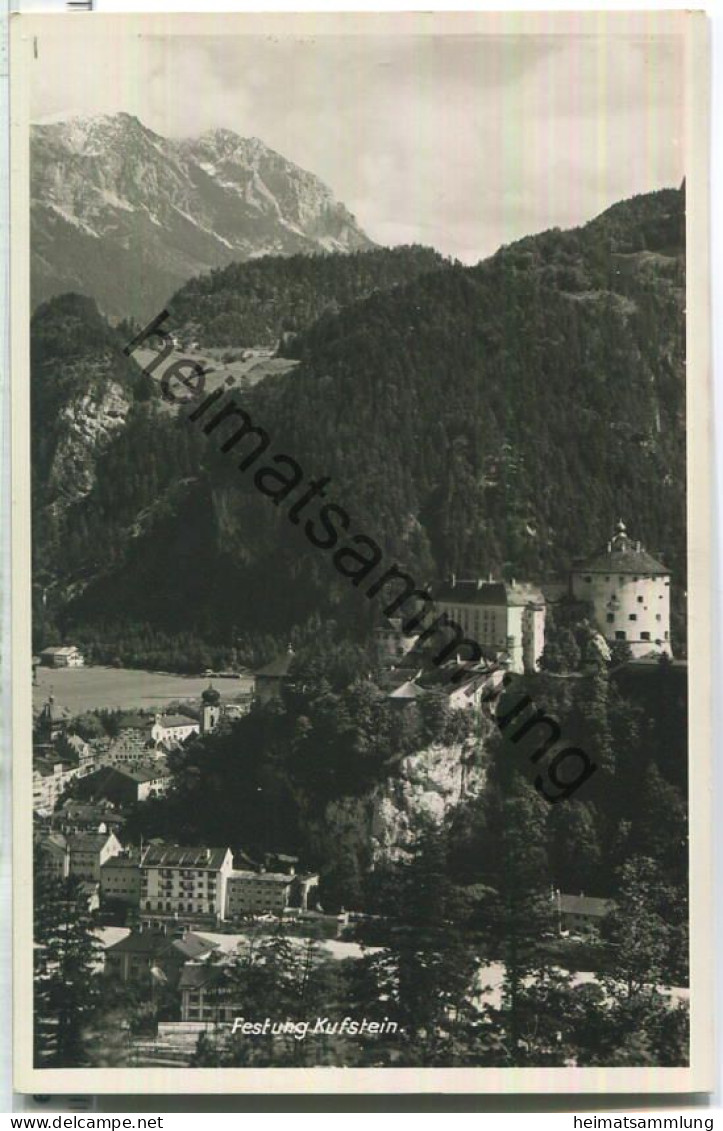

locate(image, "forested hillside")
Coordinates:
31 187 686 665
166 245 451 347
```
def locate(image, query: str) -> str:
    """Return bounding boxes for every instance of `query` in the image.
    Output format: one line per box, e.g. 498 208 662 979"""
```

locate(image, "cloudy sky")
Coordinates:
29 13 687 263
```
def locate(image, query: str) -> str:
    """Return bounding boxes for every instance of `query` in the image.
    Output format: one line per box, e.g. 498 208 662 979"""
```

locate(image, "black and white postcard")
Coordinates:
10 10 713 1095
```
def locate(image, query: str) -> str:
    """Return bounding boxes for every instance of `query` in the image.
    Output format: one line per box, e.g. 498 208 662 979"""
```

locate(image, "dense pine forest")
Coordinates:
166 245 451 347
31 186 685 666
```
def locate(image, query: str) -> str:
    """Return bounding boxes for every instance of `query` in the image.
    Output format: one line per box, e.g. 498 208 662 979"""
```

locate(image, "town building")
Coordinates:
224 870 294 918
67 830 123 882
374 616 422 662
554 891 615 937
179 961 237 1024
39 645 85 668
63 733 91 765
417 664 506 711
75 762 172 807
129 763 173 802
78 881 101 913
222 697 254 721
38 832 71 880
255 647 295 705
102 731 157 770
36 694 71 741
570 520 672 658
139 845 234 924
104 929 217 984
32 754 82 813
433 579 546 674
51 799 126 837
116 715 154 740
100 850 142 905
150 714 200 747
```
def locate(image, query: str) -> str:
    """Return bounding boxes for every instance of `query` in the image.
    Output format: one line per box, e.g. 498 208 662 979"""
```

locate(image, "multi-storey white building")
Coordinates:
150 714 200 747
32 755 83 813
139 844 234 922
570 521 672 658
433 579 546 674
67 830 123 882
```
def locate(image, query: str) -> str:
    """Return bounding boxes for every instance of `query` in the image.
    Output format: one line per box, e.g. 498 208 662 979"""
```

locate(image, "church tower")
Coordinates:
200 684 222 734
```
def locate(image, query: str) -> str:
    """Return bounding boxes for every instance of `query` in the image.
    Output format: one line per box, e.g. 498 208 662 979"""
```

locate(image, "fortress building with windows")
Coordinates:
433 578 546 674
570 521 672 658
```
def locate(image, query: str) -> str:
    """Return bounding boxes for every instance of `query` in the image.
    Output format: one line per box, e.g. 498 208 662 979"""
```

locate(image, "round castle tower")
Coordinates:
570 520 672 658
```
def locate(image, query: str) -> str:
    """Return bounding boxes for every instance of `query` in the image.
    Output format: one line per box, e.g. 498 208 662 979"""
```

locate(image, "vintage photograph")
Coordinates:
11 11 712 1091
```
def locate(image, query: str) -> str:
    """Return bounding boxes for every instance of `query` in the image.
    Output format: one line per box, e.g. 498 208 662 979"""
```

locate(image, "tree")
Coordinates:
348 826 488 1065
484 781 558 1063
600 856 673 1001
34 852 104 1067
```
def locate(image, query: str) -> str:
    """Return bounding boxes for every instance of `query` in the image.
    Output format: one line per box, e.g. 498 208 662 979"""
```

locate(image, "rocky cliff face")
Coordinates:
302 730 490 872
46 377 131 510
31 114 375 318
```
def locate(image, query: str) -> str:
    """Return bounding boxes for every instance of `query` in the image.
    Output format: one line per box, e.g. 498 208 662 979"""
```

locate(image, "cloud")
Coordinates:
30 22 685 264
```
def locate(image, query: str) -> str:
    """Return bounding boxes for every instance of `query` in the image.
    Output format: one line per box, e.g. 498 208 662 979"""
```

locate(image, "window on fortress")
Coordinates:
606 614 614 623
656 614 661 621
615 631 627 641
638 596 644 603
629 614 637 621
641 632 651 641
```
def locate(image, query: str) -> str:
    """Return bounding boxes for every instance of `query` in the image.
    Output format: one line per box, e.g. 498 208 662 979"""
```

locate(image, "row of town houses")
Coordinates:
32 685 247 816
39 829 320 926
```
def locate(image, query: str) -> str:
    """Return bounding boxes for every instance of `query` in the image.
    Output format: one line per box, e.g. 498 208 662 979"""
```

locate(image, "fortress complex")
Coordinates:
570 521 672 658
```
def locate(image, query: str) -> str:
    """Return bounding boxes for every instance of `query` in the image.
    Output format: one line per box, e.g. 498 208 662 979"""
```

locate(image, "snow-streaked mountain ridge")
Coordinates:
31 113 374 318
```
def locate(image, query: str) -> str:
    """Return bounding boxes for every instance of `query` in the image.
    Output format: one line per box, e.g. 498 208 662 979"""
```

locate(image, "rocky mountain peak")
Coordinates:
31 112 375 319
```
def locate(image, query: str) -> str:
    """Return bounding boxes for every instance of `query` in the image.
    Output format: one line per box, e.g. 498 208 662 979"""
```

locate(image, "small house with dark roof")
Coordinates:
39 645 84 668
374 616 422 661
103 929 218 984
570 520 672 658
554 891 615 936
51 799 125 835
74 763 169 807
255 646 295 705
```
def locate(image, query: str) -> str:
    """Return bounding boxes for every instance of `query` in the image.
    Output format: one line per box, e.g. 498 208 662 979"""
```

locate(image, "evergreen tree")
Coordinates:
34 852 104 1067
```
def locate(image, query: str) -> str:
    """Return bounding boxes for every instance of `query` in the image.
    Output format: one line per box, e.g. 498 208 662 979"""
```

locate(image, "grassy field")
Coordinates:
34 665 253 715
134 345 298 410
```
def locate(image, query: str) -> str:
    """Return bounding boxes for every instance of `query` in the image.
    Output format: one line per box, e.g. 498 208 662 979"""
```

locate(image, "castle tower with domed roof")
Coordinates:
570 520 672 658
